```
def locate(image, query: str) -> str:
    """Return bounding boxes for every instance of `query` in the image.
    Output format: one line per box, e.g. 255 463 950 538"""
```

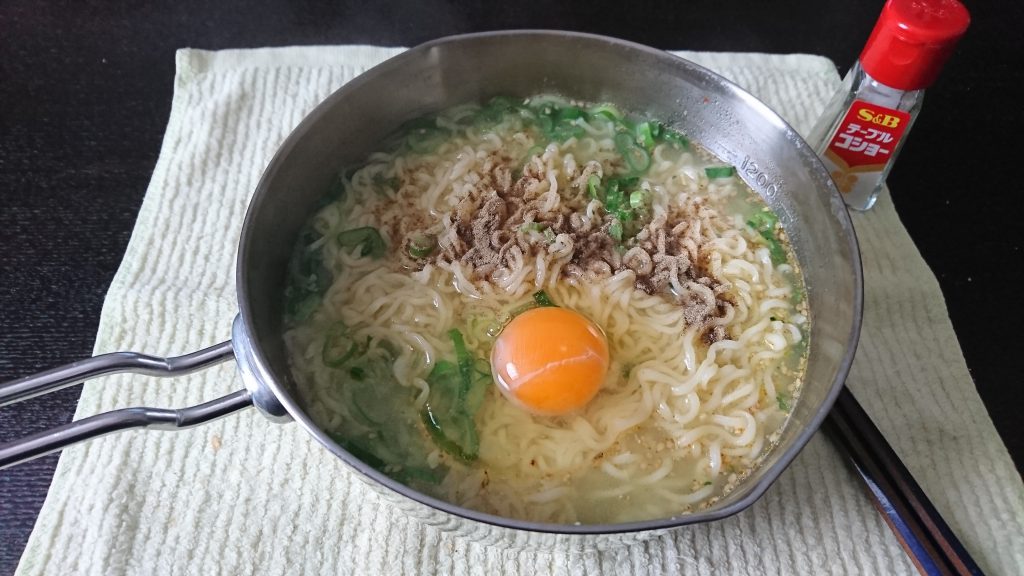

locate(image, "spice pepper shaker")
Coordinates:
808 0 970 211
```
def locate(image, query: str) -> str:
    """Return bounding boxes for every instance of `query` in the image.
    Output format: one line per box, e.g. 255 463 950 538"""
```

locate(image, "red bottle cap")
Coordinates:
859 0 971 91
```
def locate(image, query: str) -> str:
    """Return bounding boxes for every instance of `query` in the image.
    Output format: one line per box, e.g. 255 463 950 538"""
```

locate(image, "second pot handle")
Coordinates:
0 341 236 407
0 340 251 470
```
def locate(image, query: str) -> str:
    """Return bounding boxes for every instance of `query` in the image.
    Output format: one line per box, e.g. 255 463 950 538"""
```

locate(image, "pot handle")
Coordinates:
0 341 252 470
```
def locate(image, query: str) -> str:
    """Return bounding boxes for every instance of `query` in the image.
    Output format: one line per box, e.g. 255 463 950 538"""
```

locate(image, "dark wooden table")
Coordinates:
1 1 1020 574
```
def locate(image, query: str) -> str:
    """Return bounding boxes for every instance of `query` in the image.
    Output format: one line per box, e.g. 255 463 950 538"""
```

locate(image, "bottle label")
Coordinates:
821 99 910 202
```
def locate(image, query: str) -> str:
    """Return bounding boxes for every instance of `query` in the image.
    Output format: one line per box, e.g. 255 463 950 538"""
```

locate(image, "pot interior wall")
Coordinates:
237 31 860 530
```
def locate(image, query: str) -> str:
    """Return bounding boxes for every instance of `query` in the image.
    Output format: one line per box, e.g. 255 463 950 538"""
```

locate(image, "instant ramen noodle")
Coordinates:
283 95 808 524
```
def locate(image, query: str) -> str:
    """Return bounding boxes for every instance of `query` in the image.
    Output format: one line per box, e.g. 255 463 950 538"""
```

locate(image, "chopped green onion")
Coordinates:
322 323 368 368
449 329 475 401
604 180 624 209
371 173 401 194
516 106 537 122
635 122 656 149
705 165 736 179
533 291 556 307
662 129 689 149
485 96 514 111
422 396 477 462
285 224 332 323
603 177 637 213
777 393 791 412
587 174 602 199
535 114 554 135
556 106 585 122
405 118 451 154
765 243 787 265
329 432 444 486
317 173 347 209
330 433 388 471
337 227 386 259
543 228 556 243
614 132 651 173
599 176 643 236
608 219 623 241
326 346 449 487
397 463 446 486
748 209 779 231
612 176 639 190
629 189 648 210
350 381 392 426
520 222 544 233
292 229 328 291
525 144 545 159
407 233 436 259
549 124 585 142
588 103 623 122
421 329 491 462
613 132 635 152
286 293 320 323
747 210 787 265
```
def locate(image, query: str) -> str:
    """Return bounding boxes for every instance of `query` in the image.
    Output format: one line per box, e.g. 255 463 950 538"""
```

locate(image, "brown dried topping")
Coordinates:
412 154 735 342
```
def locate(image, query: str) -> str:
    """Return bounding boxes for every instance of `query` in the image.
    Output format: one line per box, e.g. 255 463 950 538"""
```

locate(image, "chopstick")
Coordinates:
825 386 985 576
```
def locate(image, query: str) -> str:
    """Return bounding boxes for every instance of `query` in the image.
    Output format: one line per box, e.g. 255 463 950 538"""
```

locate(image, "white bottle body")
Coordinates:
808 63 924 211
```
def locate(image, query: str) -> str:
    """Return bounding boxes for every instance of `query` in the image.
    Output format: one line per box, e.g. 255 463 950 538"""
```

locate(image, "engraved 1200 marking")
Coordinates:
740 156 780 196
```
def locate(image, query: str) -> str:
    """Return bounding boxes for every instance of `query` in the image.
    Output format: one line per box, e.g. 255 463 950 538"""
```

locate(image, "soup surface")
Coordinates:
283 95 808 524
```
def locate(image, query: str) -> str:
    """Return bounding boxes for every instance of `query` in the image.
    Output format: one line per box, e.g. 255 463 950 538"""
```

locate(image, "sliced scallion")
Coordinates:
704 165 736 179
635 122 656 149
614 132 651 173
322 322 368 368
420 329 490 462
533 290 556 307
587 174 602 199
407 233 436 259
747 210 787 265
535 114 554 135
337 227 387 259
608 219 623 242
588 103 623 122
449 328 475 402
662 129 689 149
777 393 791 412
556 106 585 122
629 189 649 210
405 118 450 154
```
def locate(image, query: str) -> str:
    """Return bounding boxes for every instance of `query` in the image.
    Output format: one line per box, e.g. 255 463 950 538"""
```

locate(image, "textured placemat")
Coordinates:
14 46 1024 575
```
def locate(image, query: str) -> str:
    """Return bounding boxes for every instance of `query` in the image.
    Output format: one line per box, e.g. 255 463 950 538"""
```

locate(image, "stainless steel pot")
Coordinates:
0 31 862 549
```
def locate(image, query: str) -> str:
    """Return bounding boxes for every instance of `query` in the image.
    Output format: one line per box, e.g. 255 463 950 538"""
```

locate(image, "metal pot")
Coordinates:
0 31 862 549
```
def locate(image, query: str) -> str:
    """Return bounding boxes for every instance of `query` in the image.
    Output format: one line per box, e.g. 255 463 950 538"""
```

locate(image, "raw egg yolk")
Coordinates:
490 307 610 416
